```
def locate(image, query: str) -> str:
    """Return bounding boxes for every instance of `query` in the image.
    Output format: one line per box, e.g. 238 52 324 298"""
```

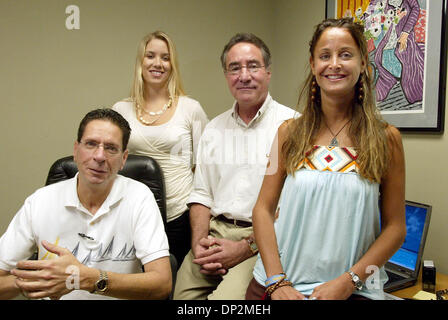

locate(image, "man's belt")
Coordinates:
216 214 252 228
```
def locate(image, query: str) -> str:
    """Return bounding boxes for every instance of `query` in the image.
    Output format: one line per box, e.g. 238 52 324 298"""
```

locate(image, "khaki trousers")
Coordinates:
173 217 257 300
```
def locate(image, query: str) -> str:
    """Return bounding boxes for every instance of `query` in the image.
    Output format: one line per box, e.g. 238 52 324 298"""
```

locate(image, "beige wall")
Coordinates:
1 0 447 275
402 108 448 274
0 0 273 230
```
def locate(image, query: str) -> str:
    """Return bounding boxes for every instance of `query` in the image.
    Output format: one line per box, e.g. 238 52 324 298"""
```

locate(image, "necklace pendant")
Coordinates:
329 137 339 147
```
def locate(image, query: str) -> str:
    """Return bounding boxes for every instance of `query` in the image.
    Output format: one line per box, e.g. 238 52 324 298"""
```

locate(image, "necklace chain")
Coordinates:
137 97 173 126
324 119 351 147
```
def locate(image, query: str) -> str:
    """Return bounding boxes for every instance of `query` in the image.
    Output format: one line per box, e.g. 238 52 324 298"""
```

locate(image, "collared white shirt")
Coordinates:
0 174 169 299
188 94 297 222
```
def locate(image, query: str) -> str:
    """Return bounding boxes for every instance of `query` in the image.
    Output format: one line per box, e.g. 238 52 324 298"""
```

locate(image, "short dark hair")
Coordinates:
220 33 271 70
77 108 131 150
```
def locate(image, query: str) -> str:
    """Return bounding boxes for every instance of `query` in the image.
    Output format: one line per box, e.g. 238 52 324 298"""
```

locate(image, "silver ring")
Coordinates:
310 296 317 300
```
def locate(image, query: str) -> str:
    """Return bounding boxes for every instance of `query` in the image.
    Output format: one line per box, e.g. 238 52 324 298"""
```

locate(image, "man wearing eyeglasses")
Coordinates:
174 33 297 300
0 108 171 300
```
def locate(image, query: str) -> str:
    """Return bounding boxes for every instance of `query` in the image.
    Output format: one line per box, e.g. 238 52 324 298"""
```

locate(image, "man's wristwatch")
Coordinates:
244 236 258 255
347 270 363 291
92 270 109 294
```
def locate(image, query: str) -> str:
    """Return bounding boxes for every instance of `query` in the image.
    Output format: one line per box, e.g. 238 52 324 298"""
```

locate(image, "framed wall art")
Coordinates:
326 0 447 132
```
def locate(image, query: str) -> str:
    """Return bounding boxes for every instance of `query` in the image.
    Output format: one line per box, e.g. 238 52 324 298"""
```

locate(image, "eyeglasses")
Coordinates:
80 140 121 155
226 63 265 75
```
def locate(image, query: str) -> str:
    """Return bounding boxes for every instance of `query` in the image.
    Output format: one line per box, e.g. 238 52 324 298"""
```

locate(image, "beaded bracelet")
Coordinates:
265 279 293 297
265 273 287 287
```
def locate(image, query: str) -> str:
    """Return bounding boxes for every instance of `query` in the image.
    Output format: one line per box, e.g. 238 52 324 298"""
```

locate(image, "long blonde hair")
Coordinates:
130 31 185 108
283 18 389 183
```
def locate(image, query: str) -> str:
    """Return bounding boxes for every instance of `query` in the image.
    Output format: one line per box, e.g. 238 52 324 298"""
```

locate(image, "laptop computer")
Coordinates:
383 200 432 293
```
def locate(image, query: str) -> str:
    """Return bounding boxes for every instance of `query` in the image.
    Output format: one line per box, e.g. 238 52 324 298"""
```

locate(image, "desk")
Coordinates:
392 271 448 299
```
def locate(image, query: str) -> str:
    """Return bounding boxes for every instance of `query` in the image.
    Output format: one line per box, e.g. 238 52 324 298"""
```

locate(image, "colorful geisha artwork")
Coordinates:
335 0 427 113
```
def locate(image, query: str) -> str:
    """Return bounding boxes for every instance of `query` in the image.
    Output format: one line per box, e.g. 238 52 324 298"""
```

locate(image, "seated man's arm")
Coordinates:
188 126 254 273
189 203 212 255
0 269 20 299
11 241 172 300
94 256 172 300
188 130 220 261
192 236 255 273
189 204 255 274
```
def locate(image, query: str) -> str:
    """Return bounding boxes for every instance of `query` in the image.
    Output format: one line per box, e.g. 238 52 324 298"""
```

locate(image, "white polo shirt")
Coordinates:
188 94 297 222
0 174 169 299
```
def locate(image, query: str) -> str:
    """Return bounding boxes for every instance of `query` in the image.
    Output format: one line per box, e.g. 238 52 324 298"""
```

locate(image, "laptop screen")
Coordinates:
388 201 431 271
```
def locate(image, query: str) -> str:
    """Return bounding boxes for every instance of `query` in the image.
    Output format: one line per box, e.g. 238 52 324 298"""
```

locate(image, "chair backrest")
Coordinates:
45 154 167 228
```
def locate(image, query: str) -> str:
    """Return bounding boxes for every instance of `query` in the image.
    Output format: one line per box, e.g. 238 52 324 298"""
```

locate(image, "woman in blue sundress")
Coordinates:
245 18 406 300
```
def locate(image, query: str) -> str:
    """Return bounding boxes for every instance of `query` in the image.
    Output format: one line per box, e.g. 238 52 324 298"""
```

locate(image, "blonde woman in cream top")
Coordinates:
113 31 208 267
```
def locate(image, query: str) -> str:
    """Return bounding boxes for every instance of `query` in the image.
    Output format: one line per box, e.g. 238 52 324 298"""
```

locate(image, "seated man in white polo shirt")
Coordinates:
0 108 171 300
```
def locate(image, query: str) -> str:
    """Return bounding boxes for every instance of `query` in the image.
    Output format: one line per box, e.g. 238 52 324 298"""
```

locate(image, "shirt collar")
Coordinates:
231 93 272 128
64 173 124 218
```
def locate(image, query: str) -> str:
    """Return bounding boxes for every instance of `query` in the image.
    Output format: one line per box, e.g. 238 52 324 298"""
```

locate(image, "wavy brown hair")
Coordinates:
283 18 389 183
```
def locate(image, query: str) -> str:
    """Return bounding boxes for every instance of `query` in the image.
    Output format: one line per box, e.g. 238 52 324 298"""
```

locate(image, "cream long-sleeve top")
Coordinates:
113 96 209 222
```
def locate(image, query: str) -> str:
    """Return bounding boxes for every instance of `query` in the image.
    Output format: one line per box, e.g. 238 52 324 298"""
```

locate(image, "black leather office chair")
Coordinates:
45 154 177 298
